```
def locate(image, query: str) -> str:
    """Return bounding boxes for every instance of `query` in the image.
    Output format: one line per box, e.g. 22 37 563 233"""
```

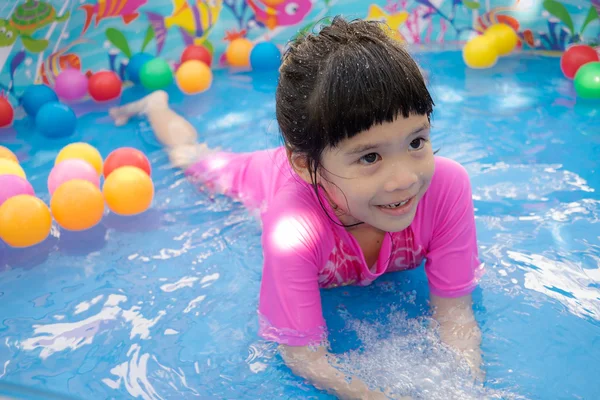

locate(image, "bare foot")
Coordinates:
109 90 169 126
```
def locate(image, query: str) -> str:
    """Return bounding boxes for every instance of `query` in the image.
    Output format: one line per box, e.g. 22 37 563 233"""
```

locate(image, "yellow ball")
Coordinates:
103 166 154 216
463 35 498 69
176 60 213 94
0 158 26 179
55 143 103 176
226 38 253 67
0 146 18 163
485 23 518 56
51 179 105 231
0 195 52 248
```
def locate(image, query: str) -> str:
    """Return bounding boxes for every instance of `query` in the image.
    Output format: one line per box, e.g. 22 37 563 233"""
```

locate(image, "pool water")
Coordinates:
0 50 599 399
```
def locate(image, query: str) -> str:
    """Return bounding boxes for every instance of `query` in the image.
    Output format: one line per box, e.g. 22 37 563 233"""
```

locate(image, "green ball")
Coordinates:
139 58 173 91
574 61 600 100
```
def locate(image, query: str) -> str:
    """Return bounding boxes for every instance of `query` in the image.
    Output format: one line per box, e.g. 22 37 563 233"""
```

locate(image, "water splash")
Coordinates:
337 311 527 400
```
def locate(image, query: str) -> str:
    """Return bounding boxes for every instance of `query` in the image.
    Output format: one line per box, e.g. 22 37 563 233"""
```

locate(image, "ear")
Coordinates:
286 147 313 185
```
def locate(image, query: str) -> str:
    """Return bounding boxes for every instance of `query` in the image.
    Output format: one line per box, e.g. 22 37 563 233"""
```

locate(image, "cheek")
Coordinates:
320 177 366 211
419 156 436 186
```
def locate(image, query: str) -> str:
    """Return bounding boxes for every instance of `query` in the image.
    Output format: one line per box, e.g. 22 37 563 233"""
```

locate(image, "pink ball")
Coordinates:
54 69 89 101
0 175 35 207
48 159 100 196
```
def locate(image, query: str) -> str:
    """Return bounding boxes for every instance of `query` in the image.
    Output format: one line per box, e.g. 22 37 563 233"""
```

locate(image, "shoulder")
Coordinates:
414 156 475 238
261 179 335 266
423 156 473 207
432 156 472 187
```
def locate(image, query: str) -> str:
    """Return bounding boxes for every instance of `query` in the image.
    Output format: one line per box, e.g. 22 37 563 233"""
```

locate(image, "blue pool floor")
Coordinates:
0 50 599 399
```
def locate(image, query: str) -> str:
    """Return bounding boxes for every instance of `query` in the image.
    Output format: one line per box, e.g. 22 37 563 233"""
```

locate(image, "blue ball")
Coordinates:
35 102 76 138
22 84 58 117
250 42 282 72
127 53 154 84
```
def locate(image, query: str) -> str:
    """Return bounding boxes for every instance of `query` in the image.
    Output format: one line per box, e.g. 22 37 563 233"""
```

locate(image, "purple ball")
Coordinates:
54 69 88 101
0 175 35 207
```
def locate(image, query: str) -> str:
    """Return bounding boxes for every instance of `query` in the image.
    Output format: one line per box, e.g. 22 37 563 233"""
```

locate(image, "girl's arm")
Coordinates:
430 294 484 382
279 344 410 400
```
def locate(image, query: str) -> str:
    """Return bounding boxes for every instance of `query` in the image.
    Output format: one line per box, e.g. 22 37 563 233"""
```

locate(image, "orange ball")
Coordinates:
0 195 52 247
176 60 213 94
51 179 105 231
0 146 18 163
103 166 154 216
226 38 253 67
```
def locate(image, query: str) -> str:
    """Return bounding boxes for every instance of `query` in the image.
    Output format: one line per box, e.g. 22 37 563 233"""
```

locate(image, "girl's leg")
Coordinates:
109 90 287 210
109 90 210 169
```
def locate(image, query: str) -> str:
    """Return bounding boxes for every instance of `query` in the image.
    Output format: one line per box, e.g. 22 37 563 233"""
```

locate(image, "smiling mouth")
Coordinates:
378 198 412 209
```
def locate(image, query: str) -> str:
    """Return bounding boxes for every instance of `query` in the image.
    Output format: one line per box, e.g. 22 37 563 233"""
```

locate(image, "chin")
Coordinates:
371 207 418 233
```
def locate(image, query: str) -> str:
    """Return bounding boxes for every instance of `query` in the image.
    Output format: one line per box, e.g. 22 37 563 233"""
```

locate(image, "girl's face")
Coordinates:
319 114 435 233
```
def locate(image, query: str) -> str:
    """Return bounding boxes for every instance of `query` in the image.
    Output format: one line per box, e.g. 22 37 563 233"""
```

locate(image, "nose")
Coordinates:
382 163 418 193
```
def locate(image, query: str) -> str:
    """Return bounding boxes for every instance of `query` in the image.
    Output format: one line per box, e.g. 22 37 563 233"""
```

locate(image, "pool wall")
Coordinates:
0 0 598 108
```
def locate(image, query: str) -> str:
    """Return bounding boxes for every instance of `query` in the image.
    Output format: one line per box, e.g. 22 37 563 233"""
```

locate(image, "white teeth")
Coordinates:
380 199 409 209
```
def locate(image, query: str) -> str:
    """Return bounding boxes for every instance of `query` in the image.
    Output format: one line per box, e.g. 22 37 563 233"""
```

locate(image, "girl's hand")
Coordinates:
367 388 413 400
462 346 485 383
429 294 485 383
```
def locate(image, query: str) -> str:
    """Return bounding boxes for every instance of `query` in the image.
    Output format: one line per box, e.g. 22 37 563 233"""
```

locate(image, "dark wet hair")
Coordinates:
276 16 434 226
277 16 433 178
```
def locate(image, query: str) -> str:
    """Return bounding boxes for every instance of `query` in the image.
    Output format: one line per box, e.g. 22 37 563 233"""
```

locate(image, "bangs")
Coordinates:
307 36 434 148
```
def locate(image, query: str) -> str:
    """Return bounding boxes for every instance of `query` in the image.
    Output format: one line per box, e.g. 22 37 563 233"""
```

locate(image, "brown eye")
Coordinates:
359 153 380 165
410 138 425 150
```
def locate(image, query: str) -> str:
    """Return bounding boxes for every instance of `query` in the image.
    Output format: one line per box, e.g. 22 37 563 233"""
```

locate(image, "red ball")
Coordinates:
181 45 212 67
0 97 13 128
103 147 152 179
560 45 599 79
88 71 122 102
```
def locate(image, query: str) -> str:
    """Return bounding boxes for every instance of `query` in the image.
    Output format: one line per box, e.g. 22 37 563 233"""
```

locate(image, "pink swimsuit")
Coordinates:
186 146 482 346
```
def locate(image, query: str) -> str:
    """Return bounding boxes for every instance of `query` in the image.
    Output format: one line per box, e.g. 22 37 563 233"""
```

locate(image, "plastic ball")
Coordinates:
175 60 213 94
463 35 498 69
50 179 105 231
226 38 254 67
35 102 77 138
55 142 103 176
484 23 518 56
88 71 122 102
250 42 282 71
574 61 600 100
0 96 13 128
181 45 212 66
127 53 153 84
103 166 154 216
0 175 34 207
22 84 58 117
48 159 100 196
0 146 18 163
140 58 173 91
560 45 600 80
103 147 151 179
0 159 26 179
0 195 52 248
54 68 89 101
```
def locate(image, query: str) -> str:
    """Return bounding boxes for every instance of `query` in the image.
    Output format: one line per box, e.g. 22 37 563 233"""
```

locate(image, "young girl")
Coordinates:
110 17 483 400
